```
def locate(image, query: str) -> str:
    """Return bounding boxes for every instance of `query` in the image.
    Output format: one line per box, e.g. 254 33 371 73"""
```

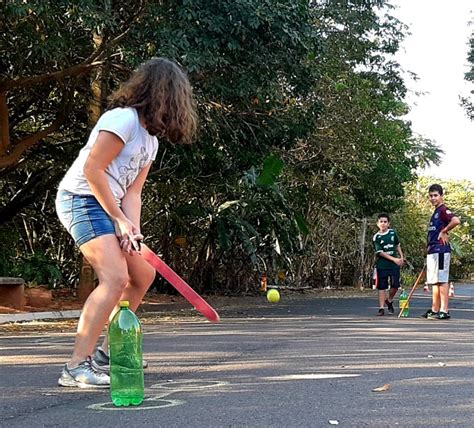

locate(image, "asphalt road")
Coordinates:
1 285 473 428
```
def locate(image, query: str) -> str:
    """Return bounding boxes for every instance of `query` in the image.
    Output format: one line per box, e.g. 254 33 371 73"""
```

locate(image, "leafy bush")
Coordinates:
12 252 62 288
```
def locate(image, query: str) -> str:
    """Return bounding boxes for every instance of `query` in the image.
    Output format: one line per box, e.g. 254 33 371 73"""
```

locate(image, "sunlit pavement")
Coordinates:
1 284 473 427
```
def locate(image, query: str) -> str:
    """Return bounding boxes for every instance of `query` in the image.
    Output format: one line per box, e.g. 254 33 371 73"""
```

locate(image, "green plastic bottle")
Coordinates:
398 289 409 317
109 301 144 406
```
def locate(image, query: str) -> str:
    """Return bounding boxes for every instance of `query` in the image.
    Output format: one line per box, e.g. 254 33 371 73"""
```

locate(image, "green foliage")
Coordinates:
142 154 308 292
12 251 62 287
0 227 16 276
256 155 284 186
462 28 474 120
400 268 418 290
394 177 474 280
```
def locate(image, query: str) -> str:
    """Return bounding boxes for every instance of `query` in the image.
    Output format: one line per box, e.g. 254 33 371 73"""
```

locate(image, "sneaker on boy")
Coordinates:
377 308 385 316
436 311 451 320
420 309 437 318
58 356 110 388
385 299 394 314
427 311 440 320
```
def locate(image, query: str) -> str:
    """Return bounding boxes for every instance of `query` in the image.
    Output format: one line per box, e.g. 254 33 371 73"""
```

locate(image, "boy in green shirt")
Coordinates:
373 213 405 316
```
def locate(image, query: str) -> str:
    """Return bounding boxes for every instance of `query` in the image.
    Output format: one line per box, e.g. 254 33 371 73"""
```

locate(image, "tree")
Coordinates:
461 25 474 119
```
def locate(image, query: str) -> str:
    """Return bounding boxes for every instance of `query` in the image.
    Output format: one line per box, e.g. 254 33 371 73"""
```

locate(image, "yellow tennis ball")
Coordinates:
267 289 280 303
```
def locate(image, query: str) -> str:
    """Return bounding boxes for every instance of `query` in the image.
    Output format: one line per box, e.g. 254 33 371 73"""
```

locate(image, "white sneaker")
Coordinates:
58 356 110 388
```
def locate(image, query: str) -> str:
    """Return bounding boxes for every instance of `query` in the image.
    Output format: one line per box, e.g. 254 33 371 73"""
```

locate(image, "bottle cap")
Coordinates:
119 300 130 308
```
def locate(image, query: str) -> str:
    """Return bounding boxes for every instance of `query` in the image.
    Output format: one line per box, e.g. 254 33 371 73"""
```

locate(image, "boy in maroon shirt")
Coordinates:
422 184 461 320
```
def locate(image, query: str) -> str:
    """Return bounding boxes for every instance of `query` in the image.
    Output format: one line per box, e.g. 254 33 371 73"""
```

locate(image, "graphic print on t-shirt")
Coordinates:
427 204 455 254
118 146 149 190
373 229 400 270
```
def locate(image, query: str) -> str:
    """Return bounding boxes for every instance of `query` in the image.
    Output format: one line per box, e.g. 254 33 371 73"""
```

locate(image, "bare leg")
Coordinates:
100 252 156 352
432 284 441 312
69 235 128 367
388 287 398 302
439 283 449 313
378 290 386 309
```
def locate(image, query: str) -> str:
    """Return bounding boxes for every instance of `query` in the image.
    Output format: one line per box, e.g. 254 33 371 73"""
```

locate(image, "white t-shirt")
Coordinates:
58 107 159 203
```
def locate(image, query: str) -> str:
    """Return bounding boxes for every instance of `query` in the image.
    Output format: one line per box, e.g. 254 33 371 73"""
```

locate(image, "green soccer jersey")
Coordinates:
373 229 400 270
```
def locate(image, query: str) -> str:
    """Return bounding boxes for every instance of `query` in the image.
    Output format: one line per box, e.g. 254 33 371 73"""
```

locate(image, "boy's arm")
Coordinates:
394 231 403 261
439 216 461 245
397 245 405 263
378 251 404 266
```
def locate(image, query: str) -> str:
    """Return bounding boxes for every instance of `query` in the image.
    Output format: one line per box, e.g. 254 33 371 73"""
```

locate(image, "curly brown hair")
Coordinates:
108 58 197 143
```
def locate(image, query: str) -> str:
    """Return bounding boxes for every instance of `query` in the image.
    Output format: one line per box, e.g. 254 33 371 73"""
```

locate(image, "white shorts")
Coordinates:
426 253 451 285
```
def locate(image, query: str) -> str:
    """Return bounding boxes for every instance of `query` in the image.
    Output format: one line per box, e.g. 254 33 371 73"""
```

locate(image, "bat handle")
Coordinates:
132 239 142 252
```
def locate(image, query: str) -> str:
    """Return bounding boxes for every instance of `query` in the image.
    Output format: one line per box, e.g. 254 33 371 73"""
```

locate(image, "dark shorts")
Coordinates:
55 190 116 247
375 268 400 290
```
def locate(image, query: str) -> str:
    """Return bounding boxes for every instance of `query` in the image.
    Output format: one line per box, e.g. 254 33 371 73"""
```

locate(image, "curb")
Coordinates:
0 303 191 326
0 310 82 325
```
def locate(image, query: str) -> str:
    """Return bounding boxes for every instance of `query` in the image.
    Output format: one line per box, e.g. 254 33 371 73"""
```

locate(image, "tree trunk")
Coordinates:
78 257 96 303
77 33 110 301
354 217 368 290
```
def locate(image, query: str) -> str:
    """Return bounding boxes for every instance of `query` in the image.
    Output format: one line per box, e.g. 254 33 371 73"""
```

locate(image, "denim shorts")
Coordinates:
55 190 116 247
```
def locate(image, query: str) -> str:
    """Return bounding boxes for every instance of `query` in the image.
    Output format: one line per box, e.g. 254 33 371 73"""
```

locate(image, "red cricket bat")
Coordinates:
140 244 220 323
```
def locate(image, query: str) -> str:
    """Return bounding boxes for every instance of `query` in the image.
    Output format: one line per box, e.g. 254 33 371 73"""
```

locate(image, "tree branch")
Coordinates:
0 89 73 169
0 92 9 155
0 167 62 225
0 1 147 92
0 62 103 92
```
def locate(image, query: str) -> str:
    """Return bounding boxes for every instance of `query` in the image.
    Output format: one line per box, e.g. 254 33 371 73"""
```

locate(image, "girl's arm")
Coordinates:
121 162 153 235
83 131 137 247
